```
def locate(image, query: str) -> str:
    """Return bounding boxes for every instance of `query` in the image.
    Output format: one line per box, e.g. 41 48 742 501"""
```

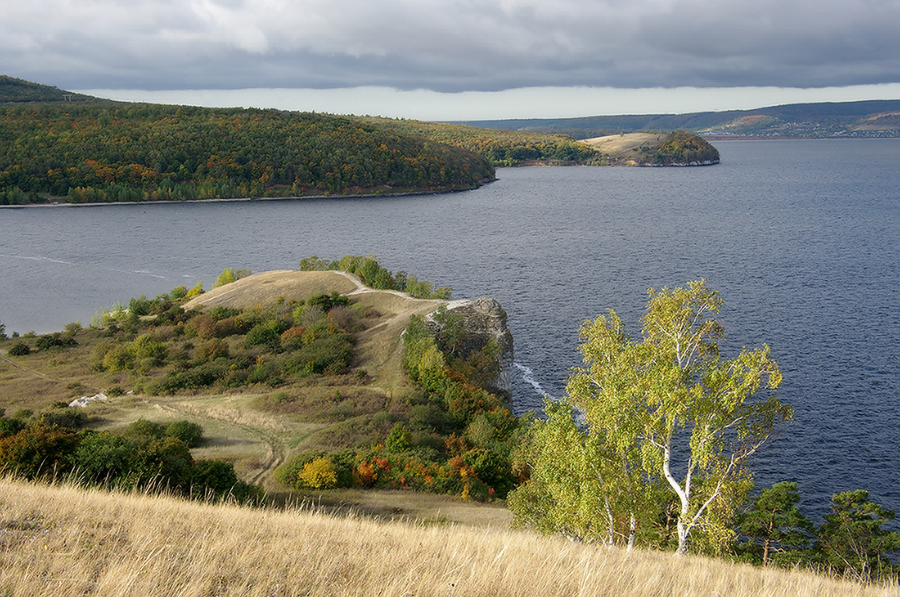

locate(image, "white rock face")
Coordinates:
68 393 108 408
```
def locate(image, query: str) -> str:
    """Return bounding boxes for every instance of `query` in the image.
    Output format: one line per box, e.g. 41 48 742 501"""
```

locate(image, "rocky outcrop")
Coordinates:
426 297 514 396
69 393 107 408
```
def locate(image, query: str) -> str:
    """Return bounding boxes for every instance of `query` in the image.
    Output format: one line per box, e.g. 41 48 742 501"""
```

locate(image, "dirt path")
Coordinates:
155 401 286 487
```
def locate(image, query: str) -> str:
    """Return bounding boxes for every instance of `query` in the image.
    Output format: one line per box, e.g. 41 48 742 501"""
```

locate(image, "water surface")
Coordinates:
2 139 898 515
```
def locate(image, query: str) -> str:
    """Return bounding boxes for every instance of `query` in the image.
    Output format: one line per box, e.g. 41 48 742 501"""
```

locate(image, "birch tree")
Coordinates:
566 280 791 554
509 400 647 548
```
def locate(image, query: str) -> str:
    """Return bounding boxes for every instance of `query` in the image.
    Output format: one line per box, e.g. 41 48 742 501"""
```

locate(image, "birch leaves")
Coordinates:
511 280 792 554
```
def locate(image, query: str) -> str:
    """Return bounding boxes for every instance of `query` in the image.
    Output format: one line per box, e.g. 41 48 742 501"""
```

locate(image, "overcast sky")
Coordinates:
3 0 900 120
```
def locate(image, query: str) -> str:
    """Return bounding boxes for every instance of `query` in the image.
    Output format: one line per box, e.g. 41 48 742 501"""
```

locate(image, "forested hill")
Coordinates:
464 99 900 139
361 116 599 166
0 75 100 104
0 78 494 205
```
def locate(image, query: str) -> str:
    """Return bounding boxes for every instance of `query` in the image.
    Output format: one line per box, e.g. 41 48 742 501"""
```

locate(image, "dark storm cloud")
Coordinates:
3 0 900 91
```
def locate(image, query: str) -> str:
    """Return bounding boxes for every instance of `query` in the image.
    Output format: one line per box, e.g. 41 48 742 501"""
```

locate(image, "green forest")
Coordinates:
362 117 600 166
0 102 495 205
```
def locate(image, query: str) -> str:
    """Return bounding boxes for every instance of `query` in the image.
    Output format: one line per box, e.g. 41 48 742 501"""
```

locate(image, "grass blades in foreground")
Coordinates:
2 478 897 596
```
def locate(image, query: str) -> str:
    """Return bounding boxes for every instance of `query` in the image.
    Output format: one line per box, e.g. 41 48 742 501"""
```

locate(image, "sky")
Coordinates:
3 0 900 120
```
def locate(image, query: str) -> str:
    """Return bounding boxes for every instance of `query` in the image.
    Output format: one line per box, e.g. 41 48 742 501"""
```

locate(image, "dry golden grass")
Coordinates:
581 132 666 165
184 270 361 311
2 478 896 597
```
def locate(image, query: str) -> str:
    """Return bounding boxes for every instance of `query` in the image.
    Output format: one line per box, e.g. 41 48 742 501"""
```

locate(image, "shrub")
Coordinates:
214 316 245 337
298 457 338 489
274 451 326 489
126 436 194 491
408 404 452 434
145 361 226 394
187 314 217 339
0 416 26 439
38 408 87 430
35 332 77 351
386 423 412 453
213 267 236 288
191 459 239 496
130 334 168 367
248 358 282 386
193 338 229 362
327 306 359 332
280 326 307 350
287 335 354 375
245 324 281 348
209 306 241 321
462 448 515 499
0 423 80 479
245 318 290 349
128 295 153 316
155 304 187 325
330 450 358 487
122 419 166 441
165 420 204 448
101 343 135 372
7 342 31 356
71 431 134 484
308 292 351 312
185 281 204 298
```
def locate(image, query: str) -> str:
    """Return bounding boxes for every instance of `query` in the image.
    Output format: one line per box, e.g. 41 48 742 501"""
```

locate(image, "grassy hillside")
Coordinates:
2 477 894 596
0 270 443 490
0 262 524 512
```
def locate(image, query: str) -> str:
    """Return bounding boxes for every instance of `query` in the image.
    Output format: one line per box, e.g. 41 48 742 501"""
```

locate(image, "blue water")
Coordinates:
1 139 898 517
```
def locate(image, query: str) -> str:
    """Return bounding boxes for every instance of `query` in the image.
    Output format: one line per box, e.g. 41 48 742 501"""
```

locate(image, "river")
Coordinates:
1 138 898 516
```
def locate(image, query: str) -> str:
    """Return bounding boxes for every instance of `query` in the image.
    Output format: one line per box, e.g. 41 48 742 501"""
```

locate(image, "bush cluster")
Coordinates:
0 411 260 502
84 286 362 395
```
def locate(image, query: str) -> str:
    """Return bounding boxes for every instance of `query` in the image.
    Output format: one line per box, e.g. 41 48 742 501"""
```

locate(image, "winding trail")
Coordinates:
155 401 286 487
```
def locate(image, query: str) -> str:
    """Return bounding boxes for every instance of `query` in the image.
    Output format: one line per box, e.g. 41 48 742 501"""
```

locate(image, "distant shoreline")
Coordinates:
0 180 496 209
701 135 898 141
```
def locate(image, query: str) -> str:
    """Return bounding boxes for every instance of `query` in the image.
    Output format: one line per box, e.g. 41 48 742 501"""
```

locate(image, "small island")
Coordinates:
582 130 720 166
